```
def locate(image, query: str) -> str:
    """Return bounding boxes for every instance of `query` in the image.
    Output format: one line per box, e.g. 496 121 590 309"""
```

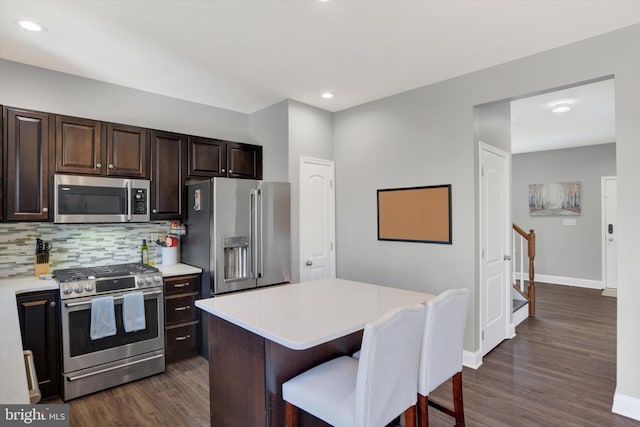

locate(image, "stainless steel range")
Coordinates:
54 263 165 401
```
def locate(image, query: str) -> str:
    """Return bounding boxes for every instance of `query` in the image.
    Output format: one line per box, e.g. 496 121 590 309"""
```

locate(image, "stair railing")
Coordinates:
512 224 536 316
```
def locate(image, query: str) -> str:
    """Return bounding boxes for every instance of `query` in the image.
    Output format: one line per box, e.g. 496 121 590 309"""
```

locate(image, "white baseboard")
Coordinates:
463 349 482 370
514 272 603 289
613 392 640 421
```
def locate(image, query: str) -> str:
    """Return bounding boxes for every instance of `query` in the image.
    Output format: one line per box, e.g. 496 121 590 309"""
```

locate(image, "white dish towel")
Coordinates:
90 296 117 340
123 291 146 333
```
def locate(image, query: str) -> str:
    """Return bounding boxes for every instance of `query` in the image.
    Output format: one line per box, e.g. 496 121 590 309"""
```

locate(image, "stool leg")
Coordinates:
285 402 299 427
404 405 417 427
452 372 465 427
418 394 429 427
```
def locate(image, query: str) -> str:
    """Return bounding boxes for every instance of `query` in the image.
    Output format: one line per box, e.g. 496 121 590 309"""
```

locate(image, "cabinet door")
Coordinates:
187 136 227 177
5 107 51 221
227 142 263 180
16 291 60 400
106 123 149 178
150 130 186 220
55 115 104 175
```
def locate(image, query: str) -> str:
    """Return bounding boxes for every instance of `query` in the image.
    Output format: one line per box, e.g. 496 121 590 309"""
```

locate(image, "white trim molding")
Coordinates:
514 272 604 290
463 349 482 370
613 392 640 421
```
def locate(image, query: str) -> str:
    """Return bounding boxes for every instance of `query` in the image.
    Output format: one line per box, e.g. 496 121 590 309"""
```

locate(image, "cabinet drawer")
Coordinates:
165 322 198 364
165 293 198 325
164 274 199 295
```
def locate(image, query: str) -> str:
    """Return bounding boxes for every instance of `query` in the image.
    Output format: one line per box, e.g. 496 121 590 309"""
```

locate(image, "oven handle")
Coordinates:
66 353 164 382
64 289 162 308
126 180 132 222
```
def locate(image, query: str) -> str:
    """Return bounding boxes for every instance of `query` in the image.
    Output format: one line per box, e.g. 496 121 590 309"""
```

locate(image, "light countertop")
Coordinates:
195 278 433 350
0 263 201 404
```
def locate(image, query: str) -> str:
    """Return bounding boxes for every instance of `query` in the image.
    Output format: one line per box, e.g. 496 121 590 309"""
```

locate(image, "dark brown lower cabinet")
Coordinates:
164 274 200 364
16 290 60 400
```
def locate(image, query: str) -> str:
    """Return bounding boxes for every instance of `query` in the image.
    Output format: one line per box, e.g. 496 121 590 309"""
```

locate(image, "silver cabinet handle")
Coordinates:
229 169 233 173
175 335 191 341
172 283 189 288
50 301 56 307
108 164 114 169
174 305 190 311
152 209 157 214
42 207 49 213
221 168 225 173
96 163 102 168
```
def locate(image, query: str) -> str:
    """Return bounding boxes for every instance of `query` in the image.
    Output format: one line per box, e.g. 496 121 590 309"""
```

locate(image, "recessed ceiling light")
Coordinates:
18 20 46 32
550 99 574 113
321 92 334 99
551 103 572 113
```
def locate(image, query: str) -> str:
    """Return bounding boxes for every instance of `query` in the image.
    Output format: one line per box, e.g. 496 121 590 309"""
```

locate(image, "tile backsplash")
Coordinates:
0 222 174 278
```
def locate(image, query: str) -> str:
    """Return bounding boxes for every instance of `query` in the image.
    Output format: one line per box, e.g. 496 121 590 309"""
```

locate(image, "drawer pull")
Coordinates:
174 305 191 311
175 335 191 341
172 283 190 288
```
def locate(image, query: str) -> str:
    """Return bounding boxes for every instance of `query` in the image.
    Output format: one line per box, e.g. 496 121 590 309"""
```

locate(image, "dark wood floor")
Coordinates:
50 282 639 426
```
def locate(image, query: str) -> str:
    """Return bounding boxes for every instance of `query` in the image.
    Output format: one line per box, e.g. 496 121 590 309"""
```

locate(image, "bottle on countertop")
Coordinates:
141 239 149 264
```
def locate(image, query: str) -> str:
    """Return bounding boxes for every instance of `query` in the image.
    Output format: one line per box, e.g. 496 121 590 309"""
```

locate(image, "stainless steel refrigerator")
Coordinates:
182 178 290 297
182 178 290 359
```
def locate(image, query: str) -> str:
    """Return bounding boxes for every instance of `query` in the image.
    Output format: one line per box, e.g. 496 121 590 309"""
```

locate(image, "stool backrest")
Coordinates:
418 288 470 396
354 303 424 427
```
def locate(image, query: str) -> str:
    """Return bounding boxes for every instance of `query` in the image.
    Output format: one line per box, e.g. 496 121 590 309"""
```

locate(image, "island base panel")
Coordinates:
208 316 363 427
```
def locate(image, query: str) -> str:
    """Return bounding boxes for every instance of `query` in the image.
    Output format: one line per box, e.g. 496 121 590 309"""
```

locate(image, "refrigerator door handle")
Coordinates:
250 189 259 279
257 188 263 278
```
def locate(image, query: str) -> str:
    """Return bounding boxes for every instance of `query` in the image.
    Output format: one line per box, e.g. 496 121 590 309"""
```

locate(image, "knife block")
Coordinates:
34 260 50 276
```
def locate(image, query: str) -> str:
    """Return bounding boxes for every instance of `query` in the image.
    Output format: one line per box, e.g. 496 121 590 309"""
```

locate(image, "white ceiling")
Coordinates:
511 79 616 154
0 1 637 154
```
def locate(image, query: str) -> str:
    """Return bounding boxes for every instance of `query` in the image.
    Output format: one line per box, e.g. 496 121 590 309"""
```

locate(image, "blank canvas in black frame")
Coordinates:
377 184 452 244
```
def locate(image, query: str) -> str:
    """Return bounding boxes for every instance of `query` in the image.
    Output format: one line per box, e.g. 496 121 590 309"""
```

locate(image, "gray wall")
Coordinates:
512 144 616 282
0 59 249 142
474 101 512 152
287 100 334 283
334 24 640 407
249 100 289 181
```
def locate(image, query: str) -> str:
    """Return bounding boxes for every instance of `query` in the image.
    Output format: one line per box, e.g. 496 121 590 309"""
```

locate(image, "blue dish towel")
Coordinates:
123 291 146 333
90 296 116 340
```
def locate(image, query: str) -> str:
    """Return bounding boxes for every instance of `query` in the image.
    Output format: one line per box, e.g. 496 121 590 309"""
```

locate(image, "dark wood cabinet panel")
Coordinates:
164 274 201 364
150 130 186 220
4 107 51 221
187 136 227 177
106 123 149 178
16 290 60 400
55 115 103 175
227 142 263 180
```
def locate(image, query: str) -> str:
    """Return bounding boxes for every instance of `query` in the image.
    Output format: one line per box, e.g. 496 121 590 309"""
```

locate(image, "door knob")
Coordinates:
608 237 614 242
504 255 511 261
305 260 313 266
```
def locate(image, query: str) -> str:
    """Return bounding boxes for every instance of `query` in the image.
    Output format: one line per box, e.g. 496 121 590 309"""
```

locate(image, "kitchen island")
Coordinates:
195 278 432 427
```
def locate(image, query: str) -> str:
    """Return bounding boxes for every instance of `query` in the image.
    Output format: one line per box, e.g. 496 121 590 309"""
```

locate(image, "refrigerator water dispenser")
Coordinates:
223 236 249 281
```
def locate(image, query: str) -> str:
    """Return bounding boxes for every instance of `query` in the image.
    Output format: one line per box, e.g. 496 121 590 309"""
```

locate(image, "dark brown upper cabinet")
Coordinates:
105 123 149 178
227 142 262 180
4 107 51 221
55 115 149 178
55 115 103 175
150 130 186 220
187 136 227 178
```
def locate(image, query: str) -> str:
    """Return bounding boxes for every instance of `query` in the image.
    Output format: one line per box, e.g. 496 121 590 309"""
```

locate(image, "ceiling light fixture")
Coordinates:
550 99 574 113
321 92 334 99
18 20 46 32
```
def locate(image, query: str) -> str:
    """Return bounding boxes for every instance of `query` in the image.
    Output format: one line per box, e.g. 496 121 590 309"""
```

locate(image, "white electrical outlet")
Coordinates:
562 218 577 226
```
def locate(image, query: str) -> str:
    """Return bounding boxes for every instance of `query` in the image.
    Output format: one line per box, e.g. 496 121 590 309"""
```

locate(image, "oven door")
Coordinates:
61 288 164 374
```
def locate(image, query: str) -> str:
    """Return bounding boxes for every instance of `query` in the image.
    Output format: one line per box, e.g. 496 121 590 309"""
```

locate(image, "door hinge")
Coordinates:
482 330 484 340
330 179 333 189
481 167 484 177
330 242 334 250
482 249 484 259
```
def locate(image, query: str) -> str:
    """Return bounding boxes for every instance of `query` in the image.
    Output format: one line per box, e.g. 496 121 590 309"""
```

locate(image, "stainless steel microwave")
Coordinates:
54 174 150 223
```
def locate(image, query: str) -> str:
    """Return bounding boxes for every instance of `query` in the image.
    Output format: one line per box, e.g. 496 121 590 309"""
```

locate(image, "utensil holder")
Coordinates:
161 246 178 266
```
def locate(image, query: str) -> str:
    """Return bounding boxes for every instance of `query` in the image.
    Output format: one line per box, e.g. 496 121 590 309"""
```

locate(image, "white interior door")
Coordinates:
479 142 511 357
602 176 618 289
299 157 335 282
